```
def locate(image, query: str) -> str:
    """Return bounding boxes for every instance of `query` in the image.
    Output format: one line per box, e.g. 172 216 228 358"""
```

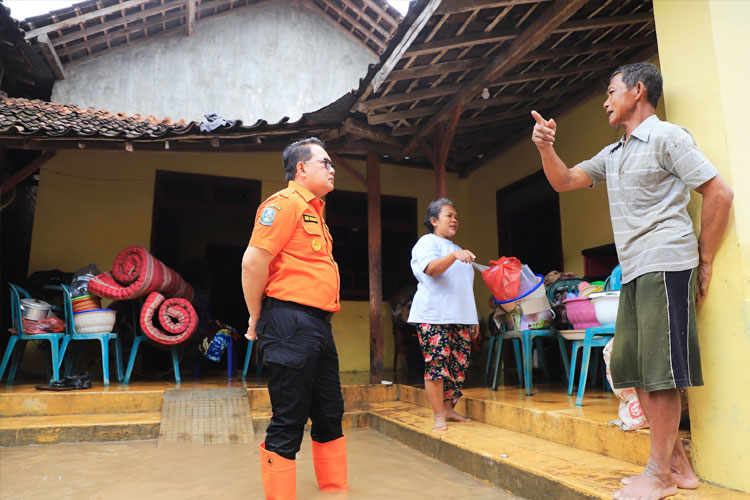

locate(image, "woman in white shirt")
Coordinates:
408 199 479 431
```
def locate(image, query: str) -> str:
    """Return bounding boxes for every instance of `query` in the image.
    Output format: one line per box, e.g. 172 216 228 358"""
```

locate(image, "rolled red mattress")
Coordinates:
140 292 197 345
88 246 194 302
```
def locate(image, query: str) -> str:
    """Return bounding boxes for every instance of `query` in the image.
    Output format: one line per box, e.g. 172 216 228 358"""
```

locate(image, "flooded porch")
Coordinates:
1 375 746 499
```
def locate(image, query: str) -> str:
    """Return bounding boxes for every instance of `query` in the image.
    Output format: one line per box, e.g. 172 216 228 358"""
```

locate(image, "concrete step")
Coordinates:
250 404 372 434
0 389 163 417
367 401 747 500
398 384 680 467
246 384 398 410
1 383 397 416
0 412 161 446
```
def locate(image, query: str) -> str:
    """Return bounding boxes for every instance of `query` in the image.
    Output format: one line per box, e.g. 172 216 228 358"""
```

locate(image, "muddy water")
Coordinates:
0 428 523 500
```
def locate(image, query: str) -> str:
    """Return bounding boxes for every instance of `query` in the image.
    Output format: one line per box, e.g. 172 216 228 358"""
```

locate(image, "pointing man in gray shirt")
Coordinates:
531 62 733 500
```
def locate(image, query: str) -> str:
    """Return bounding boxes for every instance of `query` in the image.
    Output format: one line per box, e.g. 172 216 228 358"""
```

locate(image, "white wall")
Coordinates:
52 0 377 124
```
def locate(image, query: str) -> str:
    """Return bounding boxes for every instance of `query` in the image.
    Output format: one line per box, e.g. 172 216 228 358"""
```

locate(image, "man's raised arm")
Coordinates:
531 110 593 192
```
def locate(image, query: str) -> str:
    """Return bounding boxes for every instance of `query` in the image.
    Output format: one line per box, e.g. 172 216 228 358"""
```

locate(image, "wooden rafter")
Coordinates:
186 0 196 36
436 0 550 15
403 29 518 57
329 152 367 188
1 151 56 195
25 0 153 39
368 0 442 93
401 0 589 155
37 34 65 79
341 118 401 147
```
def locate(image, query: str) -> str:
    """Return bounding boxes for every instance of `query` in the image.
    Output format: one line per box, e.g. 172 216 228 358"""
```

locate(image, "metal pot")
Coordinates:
20 299 52 321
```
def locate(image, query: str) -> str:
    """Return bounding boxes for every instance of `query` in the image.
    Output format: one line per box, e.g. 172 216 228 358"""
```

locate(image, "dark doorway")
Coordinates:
151 171 261 333
496 171 562 276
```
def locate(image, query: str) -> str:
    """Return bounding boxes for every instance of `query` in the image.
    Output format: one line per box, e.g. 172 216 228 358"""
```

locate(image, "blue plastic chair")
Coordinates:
0 283 67 384
568 265 622 405
242 338 260 379
58 285 124 386
487 317 570 395
568 324 615 405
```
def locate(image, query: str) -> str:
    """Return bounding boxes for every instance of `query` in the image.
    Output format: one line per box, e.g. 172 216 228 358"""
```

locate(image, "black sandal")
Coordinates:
35 380 74 391
64 372 93 390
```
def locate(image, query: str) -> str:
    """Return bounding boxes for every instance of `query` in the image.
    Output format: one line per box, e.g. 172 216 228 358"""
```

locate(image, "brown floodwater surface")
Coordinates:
1 428 524 499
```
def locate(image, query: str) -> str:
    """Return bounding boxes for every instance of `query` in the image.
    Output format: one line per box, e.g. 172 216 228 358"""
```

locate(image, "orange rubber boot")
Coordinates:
260 442 296 500
311 435 348 491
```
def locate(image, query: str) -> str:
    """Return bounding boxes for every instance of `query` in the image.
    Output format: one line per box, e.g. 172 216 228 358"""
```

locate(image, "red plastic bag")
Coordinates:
481 257 522 302
22 316 66 334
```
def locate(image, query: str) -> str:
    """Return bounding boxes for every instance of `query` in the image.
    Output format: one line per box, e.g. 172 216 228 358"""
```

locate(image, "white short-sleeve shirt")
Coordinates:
407 233 478 325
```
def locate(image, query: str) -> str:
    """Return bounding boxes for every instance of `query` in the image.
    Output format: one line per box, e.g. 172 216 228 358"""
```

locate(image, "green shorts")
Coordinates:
610 269 703 392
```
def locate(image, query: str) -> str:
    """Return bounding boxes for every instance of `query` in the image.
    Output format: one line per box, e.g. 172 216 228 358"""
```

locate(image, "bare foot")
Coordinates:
444 408 471 423
670 441 698 489
612 471 677 500
622 470 697 490
622 442 698 490
432 415 448 431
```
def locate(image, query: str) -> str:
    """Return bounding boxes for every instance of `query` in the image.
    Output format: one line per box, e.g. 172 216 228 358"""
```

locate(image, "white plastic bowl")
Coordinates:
73 308 116 334
589 291 620 325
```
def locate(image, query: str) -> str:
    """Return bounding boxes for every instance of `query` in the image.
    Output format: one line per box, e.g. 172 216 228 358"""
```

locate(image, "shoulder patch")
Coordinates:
259 206 278 226
303 214 318 224
268 203 282 211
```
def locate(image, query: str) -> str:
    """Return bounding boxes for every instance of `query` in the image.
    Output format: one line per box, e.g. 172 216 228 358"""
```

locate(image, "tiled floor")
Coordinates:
158 388 254 446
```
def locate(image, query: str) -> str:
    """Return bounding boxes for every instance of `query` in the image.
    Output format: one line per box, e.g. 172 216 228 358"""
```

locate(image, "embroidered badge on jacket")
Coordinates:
259 207 277 226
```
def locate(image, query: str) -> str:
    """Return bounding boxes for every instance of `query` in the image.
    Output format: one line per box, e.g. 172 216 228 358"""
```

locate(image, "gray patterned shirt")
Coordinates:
577 115 718 284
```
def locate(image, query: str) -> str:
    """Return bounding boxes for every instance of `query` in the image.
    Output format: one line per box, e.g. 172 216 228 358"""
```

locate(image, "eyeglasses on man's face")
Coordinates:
302 157 335 171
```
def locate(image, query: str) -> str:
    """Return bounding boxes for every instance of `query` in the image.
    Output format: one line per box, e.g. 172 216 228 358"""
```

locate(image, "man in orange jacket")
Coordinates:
242 137 346 500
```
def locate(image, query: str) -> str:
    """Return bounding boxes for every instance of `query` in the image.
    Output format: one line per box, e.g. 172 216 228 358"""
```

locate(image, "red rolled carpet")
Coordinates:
140 292 197 345
88 246 194 302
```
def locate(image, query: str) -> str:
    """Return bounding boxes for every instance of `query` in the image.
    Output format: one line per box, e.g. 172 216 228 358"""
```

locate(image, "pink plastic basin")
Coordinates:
563 296 600 329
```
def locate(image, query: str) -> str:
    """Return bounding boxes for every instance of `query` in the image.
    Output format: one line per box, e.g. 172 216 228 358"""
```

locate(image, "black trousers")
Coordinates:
256 299 344 460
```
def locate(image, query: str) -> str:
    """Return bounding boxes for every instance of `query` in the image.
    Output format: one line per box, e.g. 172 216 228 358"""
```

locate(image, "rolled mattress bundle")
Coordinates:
89 246 197 345
140 292 198 345
88 246 194 302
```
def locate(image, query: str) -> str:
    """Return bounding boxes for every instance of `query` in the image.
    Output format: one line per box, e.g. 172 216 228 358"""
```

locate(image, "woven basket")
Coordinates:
72 294 102 313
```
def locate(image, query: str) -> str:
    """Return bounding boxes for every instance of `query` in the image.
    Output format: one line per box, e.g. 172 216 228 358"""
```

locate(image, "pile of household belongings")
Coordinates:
88 246 197 346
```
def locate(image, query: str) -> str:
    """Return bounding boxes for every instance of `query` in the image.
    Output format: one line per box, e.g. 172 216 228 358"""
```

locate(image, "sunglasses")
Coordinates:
302 157 335 171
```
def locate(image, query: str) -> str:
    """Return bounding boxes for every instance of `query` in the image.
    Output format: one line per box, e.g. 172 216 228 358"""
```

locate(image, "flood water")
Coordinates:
1 428 523 499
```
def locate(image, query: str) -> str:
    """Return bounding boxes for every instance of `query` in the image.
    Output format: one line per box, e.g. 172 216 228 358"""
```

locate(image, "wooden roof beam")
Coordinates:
400 12 652 59
341 118 402 147
48 2 179 46
338 0 395 41
436 0 550 15
367 81 590 124
519 35 655 62
329 152 367 188
25 0 152 39
402 0 588 155
460 42 659 177
37 34 65 79
387 36 654 83
1 151 56 195
552 12 653 34
321 0 392 41
403 29 517 57
186 0 196 36
492 60 616 86
355 83 463 112
369 0 443 93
